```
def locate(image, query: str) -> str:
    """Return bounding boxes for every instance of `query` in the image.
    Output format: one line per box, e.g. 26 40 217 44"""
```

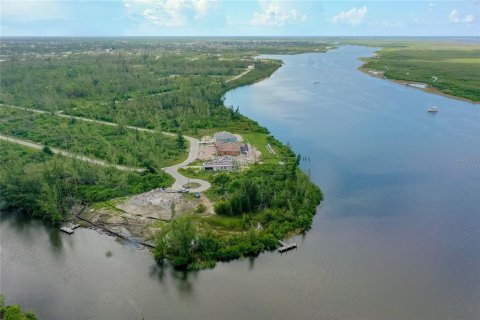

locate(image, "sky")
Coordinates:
1 0 479 36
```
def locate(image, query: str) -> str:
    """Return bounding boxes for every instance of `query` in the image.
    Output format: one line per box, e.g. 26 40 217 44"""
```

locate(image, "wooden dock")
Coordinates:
278 241 297 253
60 223 80 235
60 227 74 234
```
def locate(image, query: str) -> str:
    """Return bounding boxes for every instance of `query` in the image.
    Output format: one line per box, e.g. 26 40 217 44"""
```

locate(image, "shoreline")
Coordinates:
1 43 329 271
71 54 320 267
225 59 283 90
357 59 479 105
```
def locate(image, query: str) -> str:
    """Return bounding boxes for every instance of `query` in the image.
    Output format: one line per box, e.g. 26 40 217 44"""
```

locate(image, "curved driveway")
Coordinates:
162 136 211 192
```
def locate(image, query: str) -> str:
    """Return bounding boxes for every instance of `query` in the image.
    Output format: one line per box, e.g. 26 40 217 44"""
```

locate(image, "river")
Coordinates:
1 45 479 320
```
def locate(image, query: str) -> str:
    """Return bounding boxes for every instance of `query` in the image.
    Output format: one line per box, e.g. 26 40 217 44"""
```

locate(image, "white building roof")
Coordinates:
214 131 237 142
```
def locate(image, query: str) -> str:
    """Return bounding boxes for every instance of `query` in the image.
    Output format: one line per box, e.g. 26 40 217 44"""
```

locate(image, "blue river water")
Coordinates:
1 45 479 319
224 45 480 319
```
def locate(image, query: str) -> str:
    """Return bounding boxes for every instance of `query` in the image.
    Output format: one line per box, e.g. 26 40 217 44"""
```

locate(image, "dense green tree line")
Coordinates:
0 107 186 169
0 38 330 56
0 40 293 135
0 52 248 106
0 142 173 223
0 38 326 269
98 59 282 133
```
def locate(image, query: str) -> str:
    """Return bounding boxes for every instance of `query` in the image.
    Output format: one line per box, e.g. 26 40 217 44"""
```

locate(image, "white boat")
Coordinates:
427 106 438 112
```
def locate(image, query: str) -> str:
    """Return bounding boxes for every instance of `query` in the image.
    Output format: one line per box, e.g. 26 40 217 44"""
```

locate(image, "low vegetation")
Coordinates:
0 142 173 223
0 107 186 169
0 295 37 320
345 39 480 102
155 138 322 269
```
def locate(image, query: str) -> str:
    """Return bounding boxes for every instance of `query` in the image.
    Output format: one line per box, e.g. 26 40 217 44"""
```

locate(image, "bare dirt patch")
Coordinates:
197 143 216 160
116 188 198 220
83 188 209 243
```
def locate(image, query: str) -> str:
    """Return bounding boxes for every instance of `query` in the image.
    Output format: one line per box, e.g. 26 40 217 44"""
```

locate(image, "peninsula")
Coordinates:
343 38 480 103
0 38 325 269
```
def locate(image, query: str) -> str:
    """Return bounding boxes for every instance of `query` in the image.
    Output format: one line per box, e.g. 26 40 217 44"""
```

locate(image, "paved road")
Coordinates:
0 104 211 193
162 136 211 192
0 134 146 172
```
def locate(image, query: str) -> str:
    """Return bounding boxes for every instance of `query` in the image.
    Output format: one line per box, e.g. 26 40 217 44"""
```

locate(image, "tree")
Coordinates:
156 215 197 267
176 132 186 149
42 145 53 155
0 295 37 320
170 201 176 220
214 200 232 216
212 172 230 193
195 203 207 213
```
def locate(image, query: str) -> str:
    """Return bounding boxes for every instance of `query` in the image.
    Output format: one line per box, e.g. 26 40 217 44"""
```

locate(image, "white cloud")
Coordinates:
449 9 460 22
370 20 404 28
332 6 367 26
192 0 209 19
124 0 216 27
1 0 64 22
449 9 476 23
250 0 307 27
463 14 475 22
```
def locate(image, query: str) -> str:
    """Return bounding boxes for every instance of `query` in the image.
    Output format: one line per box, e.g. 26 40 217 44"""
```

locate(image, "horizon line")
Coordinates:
1 35 479 38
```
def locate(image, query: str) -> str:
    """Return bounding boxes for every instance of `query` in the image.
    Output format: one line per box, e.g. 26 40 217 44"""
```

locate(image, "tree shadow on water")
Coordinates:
48 229 64 253
149 264 166 284
148 262 198 296
170 268 198 296
248 256 256 270
0 210 34 233
148 262 197 297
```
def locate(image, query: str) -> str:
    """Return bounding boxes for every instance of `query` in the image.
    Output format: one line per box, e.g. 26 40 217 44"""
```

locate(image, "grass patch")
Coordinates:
345 39 480 102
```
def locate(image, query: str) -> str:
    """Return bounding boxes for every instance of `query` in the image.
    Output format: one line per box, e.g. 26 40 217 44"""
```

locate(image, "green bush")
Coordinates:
195 204 207 214
0 142 172 223
0 295 37 320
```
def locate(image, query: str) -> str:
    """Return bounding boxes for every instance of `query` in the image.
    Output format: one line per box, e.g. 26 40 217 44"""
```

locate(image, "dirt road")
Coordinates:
0 134 145 172
0 104 210 193
226 65 254 83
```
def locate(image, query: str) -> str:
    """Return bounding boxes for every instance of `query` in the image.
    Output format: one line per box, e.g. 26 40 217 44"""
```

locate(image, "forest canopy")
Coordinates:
0 38 326 268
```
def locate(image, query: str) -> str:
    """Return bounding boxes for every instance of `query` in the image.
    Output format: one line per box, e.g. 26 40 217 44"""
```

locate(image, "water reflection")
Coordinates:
248 256 255 270
48 230 63 251
0 211 33 231
148 264 164 282
171 269 195 295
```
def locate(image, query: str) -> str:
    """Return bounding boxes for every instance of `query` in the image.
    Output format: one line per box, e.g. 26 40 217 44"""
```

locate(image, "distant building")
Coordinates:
204 156 236 171
240 144 249 155
214 131 238 143
215 142 244 156
200 136 214 144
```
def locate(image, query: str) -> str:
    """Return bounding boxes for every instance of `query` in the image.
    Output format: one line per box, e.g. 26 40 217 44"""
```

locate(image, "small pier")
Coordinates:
266 144 277 155
60 227 74 234
278 240 297 253
60 223 80 235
